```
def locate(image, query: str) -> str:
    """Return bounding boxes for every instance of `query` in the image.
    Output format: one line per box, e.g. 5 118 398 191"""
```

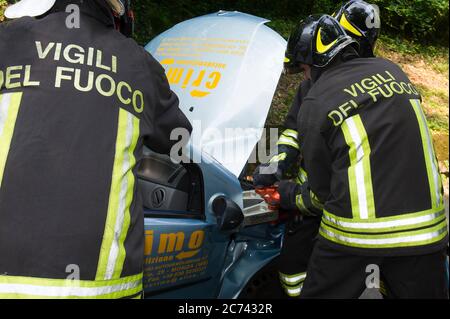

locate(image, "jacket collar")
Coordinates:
311 46 360 83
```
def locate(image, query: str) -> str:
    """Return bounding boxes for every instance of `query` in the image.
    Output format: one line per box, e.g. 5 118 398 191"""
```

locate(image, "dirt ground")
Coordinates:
379 47 449 160
381 47 449 196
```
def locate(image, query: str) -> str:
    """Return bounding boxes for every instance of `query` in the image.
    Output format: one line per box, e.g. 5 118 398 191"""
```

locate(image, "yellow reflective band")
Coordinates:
0 92 23 189
316 28 338 54
284 57 291 63
281 282 303 297
298 167 308 184
282 129 299 140
277 140 299 150
320 219 448 249
269 152 287 163
340 13 363 37
341 115 375 219
410 99 443 208
310 191 324 210
296 194 307 211
0 273 143 299
323 206 446 233
277 136 299 150
279 272 307 285
96 109 140 280
113 113 140 279
379 280 388 296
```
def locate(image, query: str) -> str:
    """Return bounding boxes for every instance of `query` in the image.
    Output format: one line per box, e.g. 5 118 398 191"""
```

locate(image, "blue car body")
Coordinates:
141 148 284 298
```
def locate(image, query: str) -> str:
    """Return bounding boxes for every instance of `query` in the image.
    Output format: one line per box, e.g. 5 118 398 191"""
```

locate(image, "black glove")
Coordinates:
279 180 323 217
252 163 283 188
278 180 301 211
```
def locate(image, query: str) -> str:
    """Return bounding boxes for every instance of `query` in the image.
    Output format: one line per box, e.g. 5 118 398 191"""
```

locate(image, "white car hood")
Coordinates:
145 11 286 177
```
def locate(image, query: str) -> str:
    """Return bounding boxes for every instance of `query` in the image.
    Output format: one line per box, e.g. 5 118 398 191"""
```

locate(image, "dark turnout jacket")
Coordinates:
0 0 191 298
284 79 312 131
298 56 447 256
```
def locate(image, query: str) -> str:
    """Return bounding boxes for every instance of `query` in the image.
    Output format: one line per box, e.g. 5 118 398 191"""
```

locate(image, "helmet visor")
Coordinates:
4 0 56 19
106 0 125 16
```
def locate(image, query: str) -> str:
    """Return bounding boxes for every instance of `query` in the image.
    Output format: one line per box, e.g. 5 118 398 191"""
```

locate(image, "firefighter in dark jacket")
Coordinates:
0 0 192 298
277 14 448 298
253 0 382 297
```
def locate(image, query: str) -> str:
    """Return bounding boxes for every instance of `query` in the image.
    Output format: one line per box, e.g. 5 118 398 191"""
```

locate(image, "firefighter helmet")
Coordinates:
333 0 381 57
285 14 358 72
106 0 127 16
4 0 56 19
5 0 134 38
5 0 127 18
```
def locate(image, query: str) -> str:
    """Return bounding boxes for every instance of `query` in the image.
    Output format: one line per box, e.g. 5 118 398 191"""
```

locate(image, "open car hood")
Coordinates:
145 11 286 177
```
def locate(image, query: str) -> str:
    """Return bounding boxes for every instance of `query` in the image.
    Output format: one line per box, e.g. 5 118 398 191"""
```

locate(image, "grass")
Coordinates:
375 36 449 154
415 84 449 132
0 1 7 22
377 35 449 73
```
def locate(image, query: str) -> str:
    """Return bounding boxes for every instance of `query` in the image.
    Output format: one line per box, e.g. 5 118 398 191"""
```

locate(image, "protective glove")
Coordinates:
278 180 301 211
252 163 283 188
278 180 323 217
253 136 301 187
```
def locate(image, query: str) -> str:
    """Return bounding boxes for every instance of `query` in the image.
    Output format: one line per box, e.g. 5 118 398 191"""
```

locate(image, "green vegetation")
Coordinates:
371 0 449 45
1 0 448 46
0 0 7 22
132 0 449 46
416 84 448 132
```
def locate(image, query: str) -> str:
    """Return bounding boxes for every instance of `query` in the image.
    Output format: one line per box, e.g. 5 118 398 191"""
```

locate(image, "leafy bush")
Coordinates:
133 0 448 45
371 0 449 44
0 0 8 22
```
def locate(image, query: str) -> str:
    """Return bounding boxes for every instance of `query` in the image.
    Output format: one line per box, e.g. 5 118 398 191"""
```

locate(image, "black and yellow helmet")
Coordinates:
333 0 380 57
285 14 358 72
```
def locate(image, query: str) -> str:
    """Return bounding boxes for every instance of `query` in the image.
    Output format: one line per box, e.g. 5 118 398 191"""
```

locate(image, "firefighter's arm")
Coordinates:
278 180 323 216
265 80 313 176
141 53 193 155
275 130 300 166
278 99 331 215
252 130 300 187
253 85 305 187
299 98 332 205
275 80 313 169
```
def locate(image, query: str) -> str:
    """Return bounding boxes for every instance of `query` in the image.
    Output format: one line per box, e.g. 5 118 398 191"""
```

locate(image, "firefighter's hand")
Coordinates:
278 180 301 211
252 163 283 188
